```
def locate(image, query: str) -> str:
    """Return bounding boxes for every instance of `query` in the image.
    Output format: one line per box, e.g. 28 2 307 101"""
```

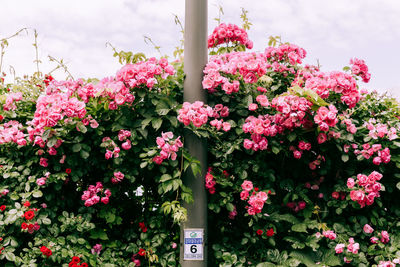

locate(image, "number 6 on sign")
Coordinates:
184 229 204 260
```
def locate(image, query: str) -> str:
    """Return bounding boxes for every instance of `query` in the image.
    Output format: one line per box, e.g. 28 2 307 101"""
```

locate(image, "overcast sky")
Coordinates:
1 0 399 98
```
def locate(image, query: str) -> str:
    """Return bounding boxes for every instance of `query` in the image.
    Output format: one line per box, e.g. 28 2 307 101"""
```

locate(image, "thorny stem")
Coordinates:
48 55 74 80
176 138 185 201
33 30 40 76
143 36 163 58
0 28 28 74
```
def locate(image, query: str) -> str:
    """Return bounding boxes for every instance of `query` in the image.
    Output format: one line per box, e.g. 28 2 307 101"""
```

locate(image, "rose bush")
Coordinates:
1 16 400 266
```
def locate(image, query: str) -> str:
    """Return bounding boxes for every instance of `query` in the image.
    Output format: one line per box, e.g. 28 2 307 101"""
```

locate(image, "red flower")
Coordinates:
80 263 88 267
28 224 34 230
23 201 30 207
331 191 340 199
266 228 275 237
256 229 263 235
40 246 47 253
66 168 72 174
24 210 35 220
21 222 28 229
0 205 5 211
139 222 147 232
0 115 3 121
222 170 229 177
138 248 146 256
71 256 80 263
43 248 52 257
254 187 259 192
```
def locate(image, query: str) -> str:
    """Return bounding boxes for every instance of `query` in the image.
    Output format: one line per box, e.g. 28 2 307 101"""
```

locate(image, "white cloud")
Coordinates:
0 0 399 98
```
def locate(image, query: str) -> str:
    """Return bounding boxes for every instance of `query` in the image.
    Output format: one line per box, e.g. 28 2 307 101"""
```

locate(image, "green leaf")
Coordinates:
289 251 318 267
72 143 82 152
291 223 308 233
272 146 280 154
141 118 152 130
32 190 43 198
77 123 87 133
157 109 170 116
152 118 163 130
160 174 172 183
80 150 90 159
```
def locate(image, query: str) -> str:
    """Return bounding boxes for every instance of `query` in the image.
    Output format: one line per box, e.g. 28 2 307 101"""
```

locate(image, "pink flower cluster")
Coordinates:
0 120 27 145
111 171 124 184
102 137 121 160
92 78 135 110
365 119 398 140
335 238 359 254
242 94 312 151
353 143 391 165
304 71 360 108
205 168 216 194
286 200 306 212
115 57 175 89
366 225 390 245
240 180 269 215
265 43 307 66
0 189 9 198
209 103 231 131
178 101 212 127
314 105 338 132
341 118 357 134
272 95 312 125
350 58 371 83
28 92 87 140
3 92 23 111
347 171 383 208
118 130 132 150
378 260 399 267
203 52 269 94
290 141 311 159
308 154 325 170
207 23 253 49
36 172 51 186
242 115 271 151
178 102 231 131
152 132 183 164
322 230 337 240
81 182 111 207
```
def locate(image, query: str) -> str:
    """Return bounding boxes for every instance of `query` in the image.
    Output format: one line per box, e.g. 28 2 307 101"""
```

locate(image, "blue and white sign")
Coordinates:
184 228 204 260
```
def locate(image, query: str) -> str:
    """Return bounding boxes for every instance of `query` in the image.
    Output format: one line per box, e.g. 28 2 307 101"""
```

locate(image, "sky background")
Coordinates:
1 0 399 98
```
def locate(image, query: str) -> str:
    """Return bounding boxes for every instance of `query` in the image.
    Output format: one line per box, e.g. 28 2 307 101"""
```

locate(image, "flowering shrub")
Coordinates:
1 16 400 267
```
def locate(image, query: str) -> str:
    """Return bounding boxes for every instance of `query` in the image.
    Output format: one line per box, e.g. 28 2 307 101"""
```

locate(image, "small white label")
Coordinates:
184 228 204 260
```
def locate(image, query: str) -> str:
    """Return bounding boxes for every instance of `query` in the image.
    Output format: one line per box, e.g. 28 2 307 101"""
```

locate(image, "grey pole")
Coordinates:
180 0 208 266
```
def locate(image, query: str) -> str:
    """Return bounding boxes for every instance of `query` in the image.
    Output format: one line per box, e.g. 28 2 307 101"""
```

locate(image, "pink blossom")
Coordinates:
322 230 336 240
36 177 47 186
335 243 345 254
347 178 355 188
363 224 374 234
380 231 390 243
241 180 253 192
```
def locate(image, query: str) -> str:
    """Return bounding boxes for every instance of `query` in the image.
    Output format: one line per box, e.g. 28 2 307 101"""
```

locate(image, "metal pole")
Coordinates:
180 0 208 266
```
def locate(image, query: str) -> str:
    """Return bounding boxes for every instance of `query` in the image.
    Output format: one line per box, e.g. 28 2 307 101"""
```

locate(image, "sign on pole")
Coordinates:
184 229 204 260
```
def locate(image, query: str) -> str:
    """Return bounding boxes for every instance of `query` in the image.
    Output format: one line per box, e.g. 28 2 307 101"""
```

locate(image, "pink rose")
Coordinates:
363 224 374 234
241 180 253 192
36 177 47 186
347 178 355 188
335 243 345 254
